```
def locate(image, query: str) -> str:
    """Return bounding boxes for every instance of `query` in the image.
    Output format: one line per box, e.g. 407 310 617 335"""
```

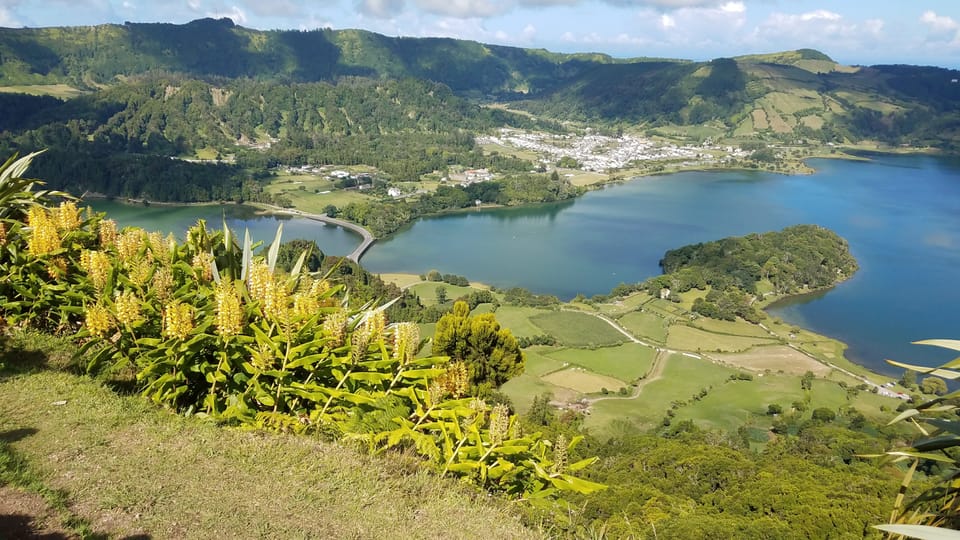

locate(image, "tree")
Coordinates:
921 375 948 396
811 408 836 423
435 285 447 304
801 371 815 391
432 301 524 396
767 404 783 415
901 369 917 389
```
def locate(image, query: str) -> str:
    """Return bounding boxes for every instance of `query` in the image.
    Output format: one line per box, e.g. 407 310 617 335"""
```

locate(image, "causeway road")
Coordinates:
262 206 375 263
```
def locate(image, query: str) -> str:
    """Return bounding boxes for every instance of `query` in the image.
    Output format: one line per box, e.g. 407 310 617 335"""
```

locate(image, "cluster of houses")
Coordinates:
477 129 751 172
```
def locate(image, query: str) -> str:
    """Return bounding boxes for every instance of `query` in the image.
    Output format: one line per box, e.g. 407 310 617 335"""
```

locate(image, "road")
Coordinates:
262 206 376 263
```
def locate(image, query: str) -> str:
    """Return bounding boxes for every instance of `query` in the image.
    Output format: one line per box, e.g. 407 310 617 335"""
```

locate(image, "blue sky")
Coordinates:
3 1 959 68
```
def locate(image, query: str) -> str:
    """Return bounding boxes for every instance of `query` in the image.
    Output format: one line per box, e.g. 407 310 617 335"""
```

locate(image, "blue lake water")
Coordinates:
91 154 960 376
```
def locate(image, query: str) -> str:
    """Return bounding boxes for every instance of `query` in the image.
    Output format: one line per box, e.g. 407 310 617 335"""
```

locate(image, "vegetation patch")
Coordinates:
548 344 656 382
616 310 668 342
667 325 777 353
0 370 537 539
542 367 627 394
529 311 626 347
714 345 831 376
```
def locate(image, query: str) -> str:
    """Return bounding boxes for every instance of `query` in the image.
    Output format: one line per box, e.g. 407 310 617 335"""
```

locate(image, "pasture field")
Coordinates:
714 345 831 376
584 354 737 432
547 343 656 382
687 316 772 338
762 91 821 115
666 324 777 353
0 84 85 98
519 346 568 377
408 282 480 306
542 367 627 394
376 272 423 289
266 178 373 214
603 292 654 313
530 311 626 347
501 373 573 414
616 311 668 343
488 306 546 338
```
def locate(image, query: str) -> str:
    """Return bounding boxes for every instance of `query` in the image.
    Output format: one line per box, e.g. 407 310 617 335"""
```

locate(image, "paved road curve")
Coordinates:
263 206 376 263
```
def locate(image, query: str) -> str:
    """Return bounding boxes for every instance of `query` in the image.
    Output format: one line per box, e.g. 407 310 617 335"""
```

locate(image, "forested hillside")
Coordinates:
0 76 551 200
2 18 959 153
643 225 857 322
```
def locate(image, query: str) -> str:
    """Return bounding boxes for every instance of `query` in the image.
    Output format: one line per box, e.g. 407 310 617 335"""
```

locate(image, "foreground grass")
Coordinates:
0 335 540 539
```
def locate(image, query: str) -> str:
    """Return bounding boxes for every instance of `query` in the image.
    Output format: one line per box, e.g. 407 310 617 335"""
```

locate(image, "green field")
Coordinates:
494 306 555 338
543 367 627 394
409 282 482 306
617 311 669 342
548 343 655 382
585 354 737 432
265 176 373 214
666 324 777 353
530 311 626 347
686 317 772 338
0 84 86 98
520 346 569 376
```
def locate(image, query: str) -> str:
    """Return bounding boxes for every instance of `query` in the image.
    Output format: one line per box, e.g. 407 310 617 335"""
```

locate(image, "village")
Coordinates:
477 128 752 172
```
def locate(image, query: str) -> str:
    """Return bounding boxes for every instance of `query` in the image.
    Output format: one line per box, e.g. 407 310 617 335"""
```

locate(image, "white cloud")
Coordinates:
415 0 508 18
719 2 743 14
241 0 301 18
750 10 887 56
0 6 21 26
206 5 247 24
659 13 674 29
920 10 960 47
357 0 406 18
799 9 840 22
920 10 958 33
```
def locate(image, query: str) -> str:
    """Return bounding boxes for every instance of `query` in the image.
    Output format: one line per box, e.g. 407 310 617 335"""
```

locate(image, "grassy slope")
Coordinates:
0 335 539 539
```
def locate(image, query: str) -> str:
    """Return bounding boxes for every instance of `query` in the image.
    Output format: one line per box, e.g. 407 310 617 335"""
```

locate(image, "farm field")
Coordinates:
616 311 669 343
666 324 778 353
714 345 831 376
408 282 481 306
529 311 627 347
547 343 655 382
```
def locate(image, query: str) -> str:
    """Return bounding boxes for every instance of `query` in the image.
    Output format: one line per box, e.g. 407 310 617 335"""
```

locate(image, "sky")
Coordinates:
2 1 959 69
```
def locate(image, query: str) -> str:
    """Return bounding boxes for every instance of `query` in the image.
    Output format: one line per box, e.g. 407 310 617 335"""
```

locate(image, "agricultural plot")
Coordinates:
522 346 569 377
409 282 480 306
493 306 550 338
501 373 578 414
666 325 777 353
0 84 85 98
585 354 736 432
530 311 626 347
542 367 627 394
616 311 668 343
547 343 656 382
687 317 771 338
714 345 831 376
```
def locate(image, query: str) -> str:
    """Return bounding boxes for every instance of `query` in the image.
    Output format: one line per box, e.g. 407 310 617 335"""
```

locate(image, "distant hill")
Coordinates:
3 19 958 148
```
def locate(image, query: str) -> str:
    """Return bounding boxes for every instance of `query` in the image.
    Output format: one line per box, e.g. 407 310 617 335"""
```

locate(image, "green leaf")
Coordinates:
267 223 283 273
885 450 956 463
346 372 392 383
567 456 598 472
886 359 960 379
873 524 960 540
888 408 921 425
913 339 960 353
911 434 960 452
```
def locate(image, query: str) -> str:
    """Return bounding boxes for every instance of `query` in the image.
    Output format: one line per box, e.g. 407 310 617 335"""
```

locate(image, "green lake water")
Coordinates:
91 153 960 376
